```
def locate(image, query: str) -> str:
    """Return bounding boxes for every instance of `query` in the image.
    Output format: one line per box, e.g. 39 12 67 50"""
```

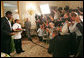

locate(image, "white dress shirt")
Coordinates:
54 12 59 20
12 23 22 39
60 22 69 35
37 28 43 36
75 27 82 36
6 17 12 30
49 27 55 39
69 21 82 36
69 22 77 33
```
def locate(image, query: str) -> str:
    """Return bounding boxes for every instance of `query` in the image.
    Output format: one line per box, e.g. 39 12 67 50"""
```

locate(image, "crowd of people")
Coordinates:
35 6 83 57
1 5 83 57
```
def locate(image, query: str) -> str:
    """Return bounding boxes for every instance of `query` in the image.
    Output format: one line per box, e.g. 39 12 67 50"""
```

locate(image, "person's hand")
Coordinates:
52 33 56 38
52 9 56 13
10 32 16 36
78 9 83 15
75 16 81 23
56 27 60 31
66 20 69 23
46 28 49 31
59 27 62 32
68 22 71 27
46 28 51 33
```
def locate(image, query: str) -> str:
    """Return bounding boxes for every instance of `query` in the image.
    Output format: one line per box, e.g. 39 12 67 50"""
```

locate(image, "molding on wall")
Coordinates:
17 1 20 19
1 1 4 17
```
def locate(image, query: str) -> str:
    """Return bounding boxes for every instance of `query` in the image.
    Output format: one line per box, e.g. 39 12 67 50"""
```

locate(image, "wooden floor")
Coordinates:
10 37 52 57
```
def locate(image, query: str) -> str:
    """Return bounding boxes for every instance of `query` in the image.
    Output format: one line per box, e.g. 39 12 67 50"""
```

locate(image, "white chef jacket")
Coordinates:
37 28 43 36
12 23 22 39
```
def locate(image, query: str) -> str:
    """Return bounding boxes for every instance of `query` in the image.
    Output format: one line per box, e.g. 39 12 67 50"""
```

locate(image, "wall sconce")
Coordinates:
26 3 36 15
15 9 18 12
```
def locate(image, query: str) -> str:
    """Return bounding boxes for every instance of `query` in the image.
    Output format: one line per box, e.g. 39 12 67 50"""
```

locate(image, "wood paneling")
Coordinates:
1 1 4 17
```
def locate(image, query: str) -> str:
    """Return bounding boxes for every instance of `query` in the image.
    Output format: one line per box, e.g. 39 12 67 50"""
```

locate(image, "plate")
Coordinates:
1 52 10 57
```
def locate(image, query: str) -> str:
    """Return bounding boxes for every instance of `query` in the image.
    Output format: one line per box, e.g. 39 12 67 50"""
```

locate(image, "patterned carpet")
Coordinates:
10 37 52 57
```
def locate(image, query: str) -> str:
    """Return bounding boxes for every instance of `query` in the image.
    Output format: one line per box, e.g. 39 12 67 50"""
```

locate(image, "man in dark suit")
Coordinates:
1 11 16 55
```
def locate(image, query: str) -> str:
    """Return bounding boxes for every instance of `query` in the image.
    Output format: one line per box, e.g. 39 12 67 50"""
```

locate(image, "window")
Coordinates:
40 4 50 14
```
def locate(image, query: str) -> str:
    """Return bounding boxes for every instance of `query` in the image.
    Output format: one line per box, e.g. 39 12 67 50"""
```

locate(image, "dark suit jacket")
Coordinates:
1 17 12 53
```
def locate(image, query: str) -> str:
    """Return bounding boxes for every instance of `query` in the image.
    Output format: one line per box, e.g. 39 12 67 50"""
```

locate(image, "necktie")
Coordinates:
8 19 12 30
68 26 70 33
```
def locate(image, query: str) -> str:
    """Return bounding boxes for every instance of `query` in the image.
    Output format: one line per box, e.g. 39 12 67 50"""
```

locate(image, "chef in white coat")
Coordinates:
12 16 24 54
